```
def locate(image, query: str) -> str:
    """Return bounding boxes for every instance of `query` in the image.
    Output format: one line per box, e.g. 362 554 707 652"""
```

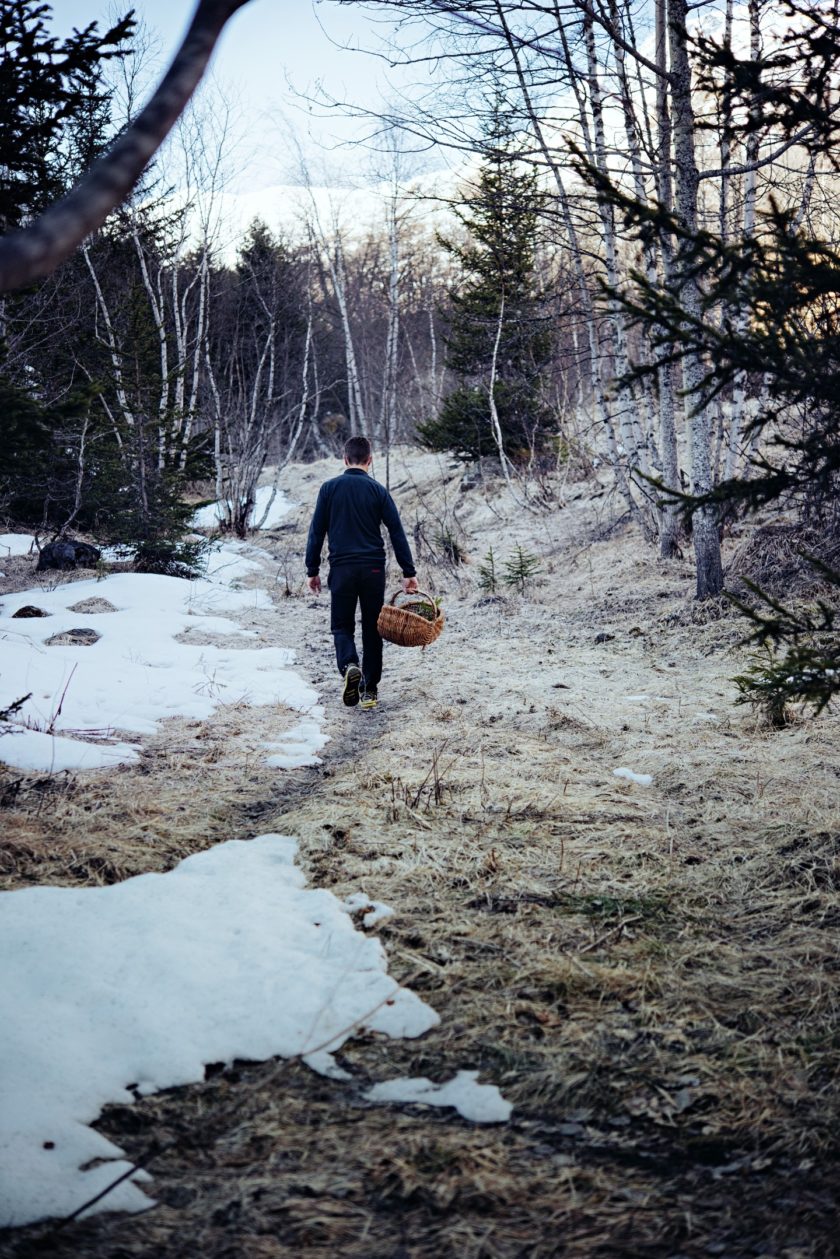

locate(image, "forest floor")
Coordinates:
1 448 838 1258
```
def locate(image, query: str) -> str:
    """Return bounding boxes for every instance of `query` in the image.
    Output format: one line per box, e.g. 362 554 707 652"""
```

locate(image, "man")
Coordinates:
305 436 419 709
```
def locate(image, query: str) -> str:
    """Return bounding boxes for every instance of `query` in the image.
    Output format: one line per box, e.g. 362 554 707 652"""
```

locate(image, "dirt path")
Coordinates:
2 452 838 1258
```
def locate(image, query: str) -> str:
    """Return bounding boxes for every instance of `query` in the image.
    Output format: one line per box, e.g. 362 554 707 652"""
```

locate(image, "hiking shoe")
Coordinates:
360 689 378 710
342 664 362 707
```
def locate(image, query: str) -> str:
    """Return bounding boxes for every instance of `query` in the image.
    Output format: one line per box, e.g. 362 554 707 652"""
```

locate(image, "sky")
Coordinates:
55 1 438 193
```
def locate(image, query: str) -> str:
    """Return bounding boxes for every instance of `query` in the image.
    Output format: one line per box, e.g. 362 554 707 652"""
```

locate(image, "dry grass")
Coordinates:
727 521 840 597
1 459 839 1257
0 703 317 890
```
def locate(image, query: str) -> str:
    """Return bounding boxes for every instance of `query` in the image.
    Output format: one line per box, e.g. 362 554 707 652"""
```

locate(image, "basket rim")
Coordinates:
380 602 444 624
386 587 438 609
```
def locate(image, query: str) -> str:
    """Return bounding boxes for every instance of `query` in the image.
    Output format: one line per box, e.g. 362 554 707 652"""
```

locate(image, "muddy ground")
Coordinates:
1 450 838 1258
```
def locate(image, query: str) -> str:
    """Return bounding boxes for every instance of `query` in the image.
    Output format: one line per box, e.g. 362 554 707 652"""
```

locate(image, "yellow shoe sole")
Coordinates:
342 665 362 706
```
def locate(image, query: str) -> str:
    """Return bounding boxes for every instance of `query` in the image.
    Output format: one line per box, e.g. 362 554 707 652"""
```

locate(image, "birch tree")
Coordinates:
334 0 736 591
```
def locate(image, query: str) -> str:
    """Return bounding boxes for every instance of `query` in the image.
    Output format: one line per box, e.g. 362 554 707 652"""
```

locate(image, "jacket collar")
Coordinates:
343 467 368 476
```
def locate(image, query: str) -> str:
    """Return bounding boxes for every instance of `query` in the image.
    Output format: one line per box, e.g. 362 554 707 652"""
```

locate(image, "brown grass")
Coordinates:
0 702 315 890
727 521 840 597
1 458 838 1257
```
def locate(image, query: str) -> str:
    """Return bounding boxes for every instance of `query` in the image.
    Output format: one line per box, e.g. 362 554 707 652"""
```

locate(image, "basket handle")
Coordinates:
388 588 436 609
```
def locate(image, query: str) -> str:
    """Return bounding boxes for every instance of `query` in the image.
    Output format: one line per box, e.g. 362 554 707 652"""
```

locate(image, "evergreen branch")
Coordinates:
0 0 254 290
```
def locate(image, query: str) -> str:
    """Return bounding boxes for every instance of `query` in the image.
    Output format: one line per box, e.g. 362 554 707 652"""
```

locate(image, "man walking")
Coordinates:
306 436 418 709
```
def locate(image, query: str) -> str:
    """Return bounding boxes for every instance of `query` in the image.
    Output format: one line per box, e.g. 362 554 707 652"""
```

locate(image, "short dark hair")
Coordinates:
344 435 372 465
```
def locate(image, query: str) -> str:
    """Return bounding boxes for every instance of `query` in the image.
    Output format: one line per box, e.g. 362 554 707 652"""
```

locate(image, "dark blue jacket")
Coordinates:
305 468 416 577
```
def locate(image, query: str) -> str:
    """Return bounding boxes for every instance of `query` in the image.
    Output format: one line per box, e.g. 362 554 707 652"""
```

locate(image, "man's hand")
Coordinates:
307 575 322 594
403 576 419 593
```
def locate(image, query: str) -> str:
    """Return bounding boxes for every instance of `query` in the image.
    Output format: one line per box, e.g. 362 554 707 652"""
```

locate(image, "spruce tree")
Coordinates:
503 545 541 594
478 546 498 594
0 1 133 231
731 576 840 726
232 218 306 409
419 113 554 462
0 2 136 534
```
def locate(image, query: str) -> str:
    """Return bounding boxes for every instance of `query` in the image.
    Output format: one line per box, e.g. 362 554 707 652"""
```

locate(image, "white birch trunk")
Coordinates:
609 0 660 463
180 251 210 470
253 305 314 529
655 0 682 558
583 14 650 484
82 242 136 433
494 1 637 513
724 0 760 482
380 193 400 489
332 235 367 437
132 231 171 470
668 0 724 597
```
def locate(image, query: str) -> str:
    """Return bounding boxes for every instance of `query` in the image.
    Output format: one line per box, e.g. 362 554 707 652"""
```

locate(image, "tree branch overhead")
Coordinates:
0 0 254 292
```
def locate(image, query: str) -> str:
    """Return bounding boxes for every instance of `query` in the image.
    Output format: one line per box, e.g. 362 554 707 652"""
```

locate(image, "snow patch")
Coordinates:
0 549 321 774
365 1070 512 1124
613 767 654 786
202 544 265 585
0 834 439 1227
0 727 141 773
263 718 330 768
0 533 35 558
193 486 296 530
343 892 396 929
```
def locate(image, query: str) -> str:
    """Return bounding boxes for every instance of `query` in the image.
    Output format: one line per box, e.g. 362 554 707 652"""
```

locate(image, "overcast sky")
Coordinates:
54 1 432 192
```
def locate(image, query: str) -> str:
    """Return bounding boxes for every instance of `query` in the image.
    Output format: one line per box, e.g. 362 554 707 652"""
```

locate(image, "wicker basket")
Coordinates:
377 589 445 648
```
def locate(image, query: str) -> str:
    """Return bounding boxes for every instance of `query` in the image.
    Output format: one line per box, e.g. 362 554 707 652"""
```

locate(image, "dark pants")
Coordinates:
328 562 387 690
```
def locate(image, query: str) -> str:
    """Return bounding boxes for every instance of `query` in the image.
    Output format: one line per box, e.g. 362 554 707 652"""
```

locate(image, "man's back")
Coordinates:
305 467 415 576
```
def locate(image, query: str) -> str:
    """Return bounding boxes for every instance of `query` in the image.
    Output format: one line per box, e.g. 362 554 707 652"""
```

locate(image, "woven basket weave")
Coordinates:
377 589 445 648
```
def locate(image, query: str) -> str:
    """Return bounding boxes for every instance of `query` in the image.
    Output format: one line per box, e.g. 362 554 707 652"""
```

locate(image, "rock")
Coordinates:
45 628 101 646
594 631 615 644
36 540 101 572
12 605 49 618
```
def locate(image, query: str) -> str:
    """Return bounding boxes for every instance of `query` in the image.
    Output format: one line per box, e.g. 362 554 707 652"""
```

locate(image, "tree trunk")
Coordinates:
668 0 724 597
723 0 759 482
583 15 650 484
494 1 638 515
655 0 682 558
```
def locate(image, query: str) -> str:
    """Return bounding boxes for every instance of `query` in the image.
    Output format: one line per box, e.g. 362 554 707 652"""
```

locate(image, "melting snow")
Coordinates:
365 1071 512 1124
613 767 654 786
0 533 35 558
343 892 396 929
0 533 511 1233
263 718 330 768
0 834 439 1227
192 486 295 530
0 547 325 774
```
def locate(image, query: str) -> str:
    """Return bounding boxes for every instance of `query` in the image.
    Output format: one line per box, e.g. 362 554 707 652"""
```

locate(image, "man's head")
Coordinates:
344 435 372 469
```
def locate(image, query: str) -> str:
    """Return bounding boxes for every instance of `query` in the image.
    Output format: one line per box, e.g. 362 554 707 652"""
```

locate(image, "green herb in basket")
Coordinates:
402 596 441 622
